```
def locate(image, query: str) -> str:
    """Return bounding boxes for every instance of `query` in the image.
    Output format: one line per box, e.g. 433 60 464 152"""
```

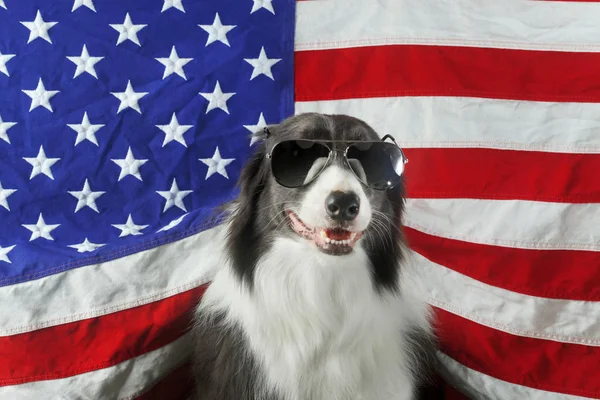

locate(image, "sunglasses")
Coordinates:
265 135 408 190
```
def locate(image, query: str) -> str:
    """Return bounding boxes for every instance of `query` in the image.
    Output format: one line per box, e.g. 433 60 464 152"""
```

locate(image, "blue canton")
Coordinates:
0 0 295 285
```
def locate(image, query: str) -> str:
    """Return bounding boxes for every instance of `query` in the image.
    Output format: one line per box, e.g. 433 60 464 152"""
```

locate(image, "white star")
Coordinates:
22 78 59 112
110 13 146 46
156 46 192 80
111 80 148 114
0 181 16 211
68 179 105 213
72 0 96 12
22 213 60 241
162 0 185 12
0 0 6 10
67 45 103 79
199 13 236 47
20 10 58 44
0 245 15 263
199 147 235 179
199 81 235 114
243 112 269 146
111 147 148 181
251 0 275 14
157 214 188 232
157 178 192 213
67 112 104 146
0 115 16 144
112 214 148 237
156 113 193 147
244 47 281 80
68 238 105 253
0 50 15 77
23 146 60 180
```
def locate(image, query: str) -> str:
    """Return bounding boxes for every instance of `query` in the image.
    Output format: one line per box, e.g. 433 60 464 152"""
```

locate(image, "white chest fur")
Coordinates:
199 237 426 400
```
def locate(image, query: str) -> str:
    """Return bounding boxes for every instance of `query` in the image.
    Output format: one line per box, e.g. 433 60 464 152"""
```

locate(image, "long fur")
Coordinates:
192 113 437 400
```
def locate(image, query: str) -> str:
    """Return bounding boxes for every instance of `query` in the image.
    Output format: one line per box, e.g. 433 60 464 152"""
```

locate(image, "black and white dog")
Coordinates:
192 113 435 400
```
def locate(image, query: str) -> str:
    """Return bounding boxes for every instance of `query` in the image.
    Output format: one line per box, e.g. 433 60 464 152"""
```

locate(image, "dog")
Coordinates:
191 113 436 400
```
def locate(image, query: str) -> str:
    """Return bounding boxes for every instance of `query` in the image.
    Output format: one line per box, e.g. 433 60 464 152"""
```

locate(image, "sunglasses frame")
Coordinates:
265 135 408 190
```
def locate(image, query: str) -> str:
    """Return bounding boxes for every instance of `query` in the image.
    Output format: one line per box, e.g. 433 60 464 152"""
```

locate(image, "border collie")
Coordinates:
192 113 435 400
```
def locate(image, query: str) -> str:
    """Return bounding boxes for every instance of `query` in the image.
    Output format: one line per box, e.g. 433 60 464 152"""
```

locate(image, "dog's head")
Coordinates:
227 113 407 292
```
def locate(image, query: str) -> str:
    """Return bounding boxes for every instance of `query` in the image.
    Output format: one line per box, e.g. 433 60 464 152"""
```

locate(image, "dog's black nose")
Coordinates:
325 191 360 221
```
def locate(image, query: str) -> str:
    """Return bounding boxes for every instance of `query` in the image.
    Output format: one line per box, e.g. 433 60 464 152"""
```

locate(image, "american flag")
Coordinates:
2 0 599 399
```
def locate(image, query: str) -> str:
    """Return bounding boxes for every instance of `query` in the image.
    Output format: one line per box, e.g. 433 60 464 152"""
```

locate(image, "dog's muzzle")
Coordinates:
286 208 363 256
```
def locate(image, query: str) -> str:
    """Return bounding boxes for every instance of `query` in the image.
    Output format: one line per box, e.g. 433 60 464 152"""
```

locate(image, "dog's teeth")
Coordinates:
320 230 327 239
350 233 357 240
325 237 331 244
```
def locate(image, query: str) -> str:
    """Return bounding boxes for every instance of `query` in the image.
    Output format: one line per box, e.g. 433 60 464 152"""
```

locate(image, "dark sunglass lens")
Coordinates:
347 142 405 189
271 140 330 187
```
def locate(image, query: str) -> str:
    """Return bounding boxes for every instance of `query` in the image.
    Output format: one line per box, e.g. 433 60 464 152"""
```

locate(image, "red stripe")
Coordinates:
136 360 193 400
0 285 207 386
406 227 600 301
295 45 600 102
435 307 600 398
403 148 600 203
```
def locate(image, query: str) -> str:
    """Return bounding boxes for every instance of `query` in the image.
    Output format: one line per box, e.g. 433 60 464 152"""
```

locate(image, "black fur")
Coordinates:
408 325 440 398
226 143 270 286
366 182 407 293
192 312 278 400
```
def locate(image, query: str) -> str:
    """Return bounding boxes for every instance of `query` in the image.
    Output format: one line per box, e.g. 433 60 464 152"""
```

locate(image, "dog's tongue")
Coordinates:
325 228 352 241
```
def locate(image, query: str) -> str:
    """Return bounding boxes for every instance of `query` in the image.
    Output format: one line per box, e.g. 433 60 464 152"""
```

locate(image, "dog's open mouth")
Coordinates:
286 211 362 255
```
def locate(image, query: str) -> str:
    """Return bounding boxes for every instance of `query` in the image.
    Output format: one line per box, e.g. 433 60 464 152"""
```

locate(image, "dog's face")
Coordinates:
228 113 406 290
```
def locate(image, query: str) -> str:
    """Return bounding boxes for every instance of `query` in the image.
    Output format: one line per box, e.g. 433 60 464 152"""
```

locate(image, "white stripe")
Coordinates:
405 198 600 251
295 97 600 154
0 335 191 400
407 251 600 346
296 0 600 53
437 352 589 400
0 224 226 336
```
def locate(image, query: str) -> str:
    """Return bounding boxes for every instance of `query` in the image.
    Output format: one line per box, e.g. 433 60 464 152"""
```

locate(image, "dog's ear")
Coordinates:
226 140 269 285
236 142 268 212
